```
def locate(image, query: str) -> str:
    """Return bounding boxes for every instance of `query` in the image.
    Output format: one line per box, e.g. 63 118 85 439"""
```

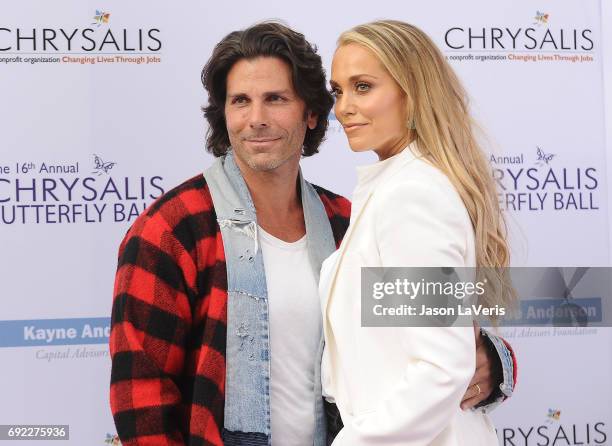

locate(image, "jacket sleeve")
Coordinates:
332 175 477 446
109 215 195 446
475 329 517 412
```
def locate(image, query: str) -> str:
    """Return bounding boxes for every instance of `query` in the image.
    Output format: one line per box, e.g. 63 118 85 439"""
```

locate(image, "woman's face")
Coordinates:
330 43 411 160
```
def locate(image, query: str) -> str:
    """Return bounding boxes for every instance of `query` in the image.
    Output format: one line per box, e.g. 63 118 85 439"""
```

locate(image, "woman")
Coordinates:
320 20 512 445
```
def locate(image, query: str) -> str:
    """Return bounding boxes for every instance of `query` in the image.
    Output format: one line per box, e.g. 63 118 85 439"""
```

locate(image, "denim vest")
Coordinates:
204 151 336 446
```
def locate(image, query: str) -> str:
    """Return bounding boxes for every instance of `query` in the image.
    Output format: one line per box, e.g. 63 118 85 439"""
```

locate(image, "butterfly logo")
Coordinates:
92 154 116 176
92 10 110 27
546 409 561 424
536 146 555 165
534 11 549 25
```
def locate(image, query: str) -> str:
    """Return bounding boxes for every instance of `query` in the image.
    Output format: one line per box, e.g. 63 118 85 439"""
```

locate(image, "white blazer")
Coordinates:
320 143 498 446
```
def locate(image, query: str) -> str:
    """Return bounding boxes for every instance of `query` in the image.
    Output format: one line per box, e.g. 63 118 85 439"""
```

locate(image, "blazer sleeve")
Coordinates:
332 175 477 446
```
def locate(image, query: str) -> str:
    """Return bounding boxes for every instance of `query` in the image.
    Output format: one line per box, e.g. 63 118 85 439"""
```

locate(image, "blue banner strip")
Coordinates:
502 297 602 326
0 317 110 347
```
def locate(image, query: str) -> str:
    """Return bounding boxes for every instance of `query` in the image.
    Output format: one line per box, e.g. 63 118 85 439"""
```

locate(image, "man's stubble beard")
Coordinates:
232 124 307 173
243 148 300 172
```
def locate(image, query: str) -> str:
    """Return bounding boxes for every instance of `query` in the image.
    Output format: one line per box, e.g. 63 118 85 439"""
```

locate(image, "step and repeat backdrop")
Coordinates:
1 0 611 444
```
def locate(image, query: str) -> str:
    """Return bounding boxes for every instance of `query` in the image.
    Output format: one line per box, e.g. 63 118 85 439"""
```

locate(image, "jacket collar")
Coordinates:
323 142 422 319
212 149 337 280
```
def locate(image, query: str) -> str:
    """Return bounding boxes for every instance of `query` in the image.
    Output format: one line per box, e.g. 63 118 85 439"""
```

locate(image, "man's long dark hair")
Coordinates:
201 21 334 157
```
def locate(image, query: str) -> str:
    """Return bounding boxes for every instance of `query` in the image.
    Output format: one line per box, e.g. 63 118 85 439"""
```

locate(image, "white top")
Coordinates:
319 143 498 445
259 226 321 446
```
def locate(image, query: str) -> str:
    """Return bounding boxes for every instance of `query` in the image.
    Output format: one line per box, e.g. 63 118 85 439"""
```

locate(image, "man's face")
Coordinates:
224 56 317 173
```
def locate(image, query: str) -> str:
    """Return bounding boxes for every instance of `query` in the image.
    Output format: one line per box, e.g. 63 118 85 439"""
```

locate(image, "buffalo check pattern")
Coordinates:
110 174 351 446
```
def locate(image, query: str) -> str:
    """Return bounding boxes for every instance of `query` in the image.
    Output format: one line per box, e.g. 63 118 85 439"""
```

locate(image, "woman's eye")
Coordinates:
330 88 341 97
356 82 370 92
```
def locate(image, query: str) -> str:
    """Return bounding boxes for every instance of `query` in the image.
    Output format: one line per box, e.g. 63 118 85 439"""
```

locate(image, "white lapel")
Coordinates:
323 143 421 322
323 190 374 322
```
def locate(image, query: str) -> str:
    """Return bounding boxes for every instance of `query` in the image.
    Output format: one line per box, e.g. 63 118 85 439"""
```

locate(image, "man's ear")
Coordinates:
306 111 318 130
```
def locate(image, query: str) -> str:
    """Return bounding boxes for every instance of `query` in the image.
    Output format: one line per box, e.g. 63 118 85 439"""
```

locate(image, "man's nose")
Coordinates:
249 101 269 129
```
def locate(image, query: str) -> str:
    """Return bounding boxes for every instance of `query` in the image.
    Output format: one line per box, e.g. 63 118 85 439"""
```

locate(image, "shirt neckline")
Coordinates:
258 225 307 250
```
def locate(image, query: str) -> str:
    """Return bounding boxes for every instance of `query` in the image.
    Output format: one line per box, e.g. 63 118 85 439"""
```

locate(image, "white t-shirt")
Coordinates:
258 225 322 446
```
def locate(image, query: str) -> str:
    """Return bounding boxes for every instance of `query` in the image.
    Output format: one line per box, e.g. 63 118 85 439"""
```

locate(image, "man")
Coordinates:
110 22 516 446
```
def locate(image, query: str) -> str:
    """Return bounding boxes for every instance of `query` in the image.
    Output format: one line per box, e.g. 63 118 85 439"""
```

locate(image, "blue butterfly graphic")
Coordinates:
545 408 561 424
92 10 110 26
533 11 549 25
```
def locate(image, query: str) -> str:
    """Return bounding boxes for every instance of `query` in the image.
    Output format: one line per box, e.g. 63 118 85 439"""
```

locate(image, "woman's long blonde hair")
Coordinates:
339 20 513 311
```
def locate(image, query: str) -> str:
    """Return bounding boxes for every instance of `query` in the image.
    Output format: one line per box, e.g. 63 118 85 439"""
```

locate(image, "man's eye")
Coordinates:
268 95 285 102
356 82 370 92
232 96 248 104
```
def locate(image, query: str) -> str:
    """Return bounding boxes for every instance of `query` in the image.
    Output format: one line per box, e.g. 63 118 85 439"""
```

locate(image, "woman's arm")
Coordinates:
471 329 516 411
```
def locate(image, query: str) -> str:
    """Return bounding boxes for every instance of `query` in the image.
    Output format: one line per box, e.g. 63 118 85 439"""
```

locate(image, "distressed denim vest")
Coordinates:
204 151 336 446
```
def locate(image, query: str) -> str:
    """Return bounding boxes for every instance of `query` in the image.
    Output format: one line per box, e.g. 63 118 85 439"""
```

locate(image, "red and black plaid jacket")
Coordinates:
110 174 351 446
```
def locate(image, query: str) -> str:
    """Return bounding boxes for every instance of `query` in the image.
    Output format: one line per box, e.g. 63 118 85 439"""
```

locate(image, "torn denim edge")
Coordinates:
218 218 259 257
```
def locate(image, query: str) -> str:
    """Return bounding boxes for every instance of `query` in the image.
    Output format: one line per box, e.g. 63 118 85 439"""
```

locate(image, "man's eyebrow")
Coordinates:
226 92 248 99
264 89 293 96
227 89 293 98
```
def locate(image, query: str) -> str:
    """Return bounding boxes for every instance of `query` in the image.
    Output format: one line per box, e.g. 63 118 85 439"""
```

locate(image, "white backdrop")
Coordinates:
1 1 610 444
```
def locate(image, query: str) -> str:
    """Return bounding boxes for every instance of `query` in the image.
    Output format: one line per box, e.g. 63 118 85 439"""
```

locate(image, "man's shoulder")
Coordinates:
127 173 216 237
310 183 351 218
146 173 211 214
309 183 351 247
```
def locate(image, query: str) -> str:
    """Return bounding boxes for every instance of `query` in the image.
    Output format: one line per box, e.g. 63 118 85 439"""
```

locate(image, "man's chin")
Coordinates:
232 145 299 174
247 158 285 172
243 153 288 172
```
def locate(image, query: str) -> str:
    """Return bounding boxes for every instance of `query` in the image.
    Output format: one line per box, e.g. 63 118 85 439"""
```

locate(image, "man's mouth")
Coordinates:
245 137 281 143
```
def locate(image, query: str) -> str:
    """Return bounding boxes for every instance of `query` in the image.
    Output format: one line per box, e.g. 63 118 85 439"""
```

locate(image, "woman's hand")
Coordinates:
460 323 503 410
